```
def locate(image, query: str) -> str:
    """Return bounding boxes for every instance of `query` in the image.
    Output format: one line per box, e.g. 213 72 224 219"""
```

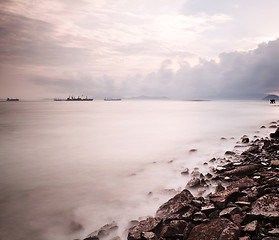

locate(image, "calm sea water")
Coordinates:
0 100 278 240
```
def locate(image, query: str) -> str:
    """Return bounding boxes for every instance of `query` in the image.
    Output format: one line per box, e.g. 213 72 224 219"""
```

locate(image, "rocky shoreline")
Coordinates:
84 121 279 240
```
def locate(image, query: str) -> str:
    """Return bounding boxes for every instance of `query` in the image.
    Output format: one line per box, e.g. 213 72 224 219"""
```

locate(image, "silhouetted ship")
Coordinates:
104 98 122 101
54 96 93 101
6 98 19 101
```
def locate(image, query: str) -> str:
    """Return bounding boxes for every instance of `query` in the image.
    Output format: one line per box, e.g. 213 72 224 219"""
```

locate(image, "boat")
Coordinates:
104 98 122 101
6 98 19 101
54 96 93 101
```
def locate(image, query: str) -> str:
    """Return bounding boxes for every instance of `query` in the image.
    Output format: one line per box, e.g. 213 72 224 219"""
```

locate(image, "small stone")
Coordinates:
242 138 249 143
189 149 197 153
181 168 189 175
243 220 258 232
268 228 279 236
141 232 158 240
219 207 241 218
209 158 216 162
271 160 279 166
225 151 236 155
186 178 200 188
224 176 231 181
201 204 216 214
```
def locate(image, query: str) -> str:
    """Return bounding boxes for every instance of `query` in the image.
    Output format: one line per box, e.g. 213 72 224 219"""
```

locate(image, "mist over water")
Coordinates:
0 100 278 240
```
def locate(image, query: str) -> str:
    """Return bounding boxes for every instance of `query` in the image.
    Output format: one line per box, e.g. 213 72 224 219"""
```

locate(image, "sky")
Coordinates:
1 0 279 100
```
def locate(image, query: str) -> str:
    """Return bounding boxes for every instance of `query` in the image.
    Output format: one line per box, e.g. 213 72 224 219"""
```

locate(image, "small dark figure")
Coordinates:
270 99 276 104
270 127 279 138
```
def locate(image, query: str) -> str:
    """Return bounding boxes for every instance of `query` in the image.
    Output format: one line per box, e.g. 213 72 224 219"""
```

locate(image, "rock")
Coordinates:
230 213 244 226
239 237 251 240
270 128 279 138
187 218 240 240
186 178 200 188
268 228 279 236
189 149 197 153
225 151 236 156
227 176 258 190
269 125 278 128
86 222 118 239
141 232 158 240
209 157 216 162
243 220 258 232
181 168 189 175
219 207 241 218
209 188 240 208
250 193 279 219
201 203 216 214
156 189 194 217
128 218 162 240
160 220 187 238
271 160 279 166
215 182 225 192
261 126 266 128
242 137 250 143
192 211 208 222
262 237 279 240
191 169 200 177
84 237 99 240
222 165 260 176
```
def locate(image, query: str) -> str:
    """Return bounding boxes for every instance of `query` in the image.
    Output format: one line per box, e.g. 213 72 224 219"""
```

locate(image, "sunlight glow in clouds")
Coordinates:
0 0 279 99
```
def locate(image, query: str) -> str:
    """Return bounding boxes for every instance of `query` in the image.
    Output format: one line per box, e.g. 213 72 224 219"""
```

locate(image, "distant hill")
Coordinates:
126 95 169 100
262 94 279 101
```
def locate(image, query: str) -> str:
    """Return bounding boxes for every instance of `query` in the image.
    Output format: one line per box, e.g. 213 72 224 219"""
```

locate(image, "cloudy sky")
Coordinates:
1 0 279 100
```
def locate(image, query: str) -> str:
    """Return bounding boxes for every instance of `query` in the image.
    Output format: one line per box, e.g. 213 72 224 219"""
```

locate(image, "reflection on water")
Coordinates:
0 100 277 240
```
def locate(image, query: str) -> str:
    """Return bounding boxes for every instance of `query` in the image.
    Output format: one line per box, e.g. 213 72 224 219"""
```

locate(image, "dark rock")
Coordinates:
209 188 240 209
192 211 208 222
261 126 266 128
189 149 197 153
219 206 241 218
160 220 187 238
270 128 279 138
231 213 245 226
215 182 225 192
84 237 99 240
206 173 213 178
268 228 279 237
156 189 194 217
187 218 240 240
269 125 278 128
128 218 162 240
209 157 216 162
201 203 216 214
225 151 236 156
186 178 200 188
242 137 250 143
262 237 279 240
86 222 118 239
250 193 279 219
222 164 260 177
227 176 258 190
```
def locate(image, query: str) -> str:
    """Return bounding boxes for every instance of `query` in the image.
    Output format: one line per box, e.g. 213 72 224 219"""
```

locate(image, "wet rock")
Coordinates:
192 211 208 222
222 164 260 177
261 126 266 128
186 178 200 188
243 220 258 233
189 149 197 153
201 203 216 215
86 222 118 239
219 206 241 218
156 189 194 217
160 220 187 238
225 151 236 156
269 125 278 128
209 188 240 209
242 137 250 143
128 218 162 240
141 232 158 240
209 157 216 162
250 193 279 219
270 128 279 138
227 176 258 190
187 218 240 240
268 228 279 237
181 168 189 175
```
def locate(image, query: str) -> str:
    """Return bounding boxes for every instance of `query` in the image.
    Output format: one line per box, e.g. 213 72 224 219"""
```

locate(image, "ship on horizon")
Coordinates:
6 98 19 101
54 96 93 101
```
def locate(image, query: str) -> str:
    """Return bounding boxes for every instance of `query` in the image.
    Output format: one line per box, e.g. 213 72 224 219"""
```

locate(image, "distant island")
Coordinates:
125 95 169 100
262 94 279 101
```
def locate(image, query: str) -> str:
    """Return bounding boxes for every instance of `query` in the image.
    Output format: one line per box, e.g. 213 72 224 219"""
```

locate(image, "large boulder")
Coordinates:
187 218 240 240
127 218 162 240
156 189 194 217
250 194 279 219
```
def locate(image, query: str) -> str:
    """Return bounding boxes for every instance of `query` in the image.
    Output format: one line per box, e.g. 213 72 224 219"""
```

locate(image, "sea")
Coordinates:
0 100 278 240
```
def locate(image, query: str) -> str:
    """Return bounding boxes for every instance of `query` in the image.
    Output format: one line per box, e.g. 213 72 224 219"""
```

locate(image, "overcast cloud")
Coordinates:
1 0 279 99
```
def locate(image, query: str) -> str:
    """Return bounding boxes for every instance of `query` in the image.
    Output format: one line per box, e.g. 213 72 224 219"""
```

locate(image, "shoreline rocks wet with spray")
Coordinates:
84 122 279 240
